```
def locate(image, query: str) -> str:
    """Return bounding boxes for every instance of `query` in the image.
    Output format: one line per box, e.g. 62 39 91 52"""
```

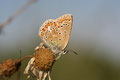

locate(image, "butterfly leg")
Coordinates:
35 42 45 51
39 42 45 48
42 72 48 80
38 71 43 80
24 57 35 78
48 71 51 80
55 53 62 60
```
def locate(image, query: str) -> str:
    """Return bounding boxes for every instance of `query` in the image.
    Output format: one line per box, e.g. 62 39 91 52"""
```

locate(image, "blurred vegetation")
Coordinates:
0 49 120 80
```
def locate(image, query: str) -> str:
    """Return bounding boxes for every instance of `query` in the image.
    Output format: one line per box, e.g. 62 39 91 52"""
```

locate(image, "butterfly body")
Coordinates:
39 14 73 59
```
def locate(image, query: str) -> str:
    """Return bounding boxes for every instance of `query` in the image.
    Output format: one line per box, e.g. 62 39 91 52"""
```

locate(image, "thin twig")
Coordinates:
16 55 34 63
0 0 37 32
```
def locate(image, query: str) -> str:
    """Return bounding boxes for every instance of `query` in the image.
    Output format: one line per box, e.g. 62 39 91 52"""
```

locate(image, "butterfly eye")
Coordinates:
63 50 66 53
63 50 68 54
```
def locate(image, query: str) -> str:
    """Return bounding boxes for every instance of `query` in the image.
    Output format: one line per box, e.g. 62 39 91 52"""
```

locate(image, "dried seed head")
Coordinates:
0 55 32 78
34 48 55 71
0 59 21 77
24 48 55 80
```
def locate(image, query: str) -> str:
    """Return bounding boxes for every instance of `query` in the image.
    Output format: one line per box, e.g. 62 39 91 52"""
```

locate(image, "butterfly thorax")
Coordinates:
50 46 67 60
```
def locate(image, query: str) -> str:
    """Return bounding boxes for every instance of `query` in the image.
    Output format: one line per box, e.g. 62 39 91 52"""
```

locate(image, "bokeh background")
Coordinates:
0 0 120 80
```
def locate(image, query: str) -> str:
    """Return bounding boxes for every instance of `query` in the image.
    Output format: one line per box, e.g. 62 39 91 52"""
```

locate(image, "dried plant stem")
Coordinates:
0 0 37 31
16 55 34 63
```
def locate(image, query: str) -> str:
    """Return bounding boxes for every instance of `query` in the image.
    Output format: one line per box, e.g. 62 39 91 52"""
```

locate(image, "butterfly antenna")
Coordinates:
67 49 78 55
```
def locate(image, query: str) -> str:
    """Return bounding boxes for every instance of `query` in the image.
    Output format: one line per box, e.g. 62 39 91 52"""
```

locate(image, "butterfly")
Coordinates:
39 14 73 60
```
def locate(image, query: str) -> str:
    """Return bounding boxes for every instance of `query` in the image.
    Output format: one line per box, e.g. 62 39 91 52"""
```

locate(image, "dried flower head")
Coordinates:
0 55 33 79
24 47 55 80
0 59 21 78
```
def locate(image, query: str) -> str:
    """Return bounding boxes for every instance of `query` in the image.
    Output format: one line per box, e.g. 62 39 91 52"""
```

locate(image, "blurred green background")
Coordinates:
0 0 120 80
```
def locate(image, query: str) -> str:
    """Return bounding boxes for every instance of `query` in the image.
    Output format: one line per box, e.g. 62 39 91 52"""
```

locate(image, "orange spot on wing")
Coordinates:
41 33 44 38
59 20 62 23
62 18 65 21
59 18 71 23
67 19 71 21
42 28 46 32
54 23 57 26
45 25 48 28
47 23 50 26
50 22 53 25
58 26 60 28
59 18 65 23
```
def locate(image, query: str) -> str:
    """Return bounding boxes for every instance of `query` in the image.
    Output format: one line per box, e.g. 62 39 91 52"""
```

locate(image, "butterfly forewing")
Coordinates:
39 14 73 50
